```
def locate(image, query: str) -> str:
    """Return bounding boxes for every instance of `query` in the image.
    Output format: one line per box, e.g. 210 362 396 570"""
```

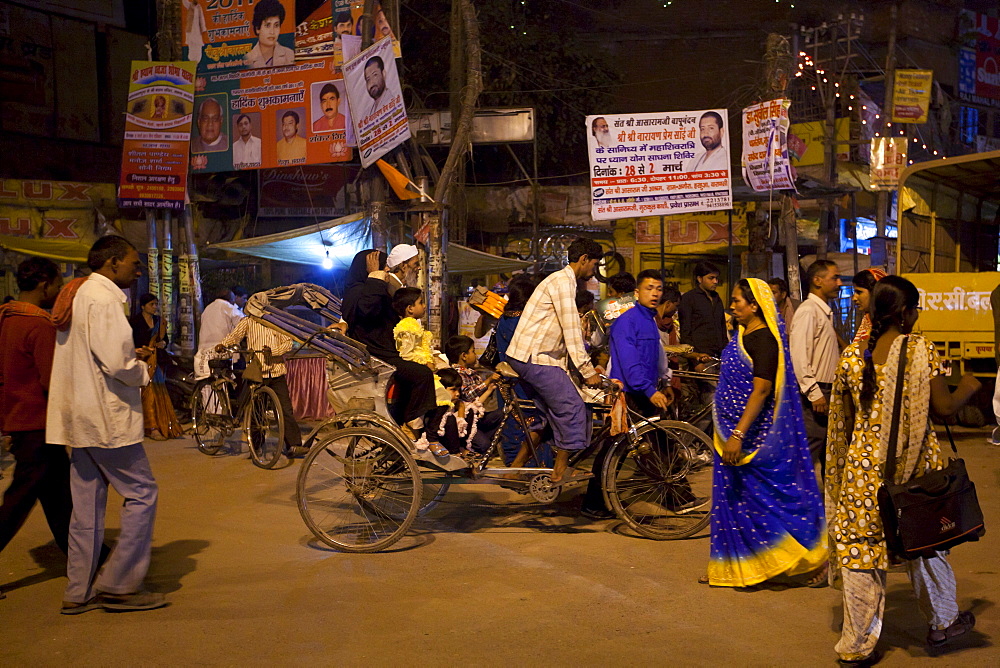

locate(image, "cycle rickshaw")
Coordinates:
233 284 715 553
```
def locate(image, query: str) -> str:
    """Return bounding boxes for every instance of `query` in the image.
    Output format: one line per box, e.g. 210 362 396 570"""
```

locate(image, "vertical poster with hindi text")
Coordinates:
870 137 908 190
343 37 409 168
183 0 297 75
118 61 196 211
741 99 795 192
587 110 731 221
191 57 352 173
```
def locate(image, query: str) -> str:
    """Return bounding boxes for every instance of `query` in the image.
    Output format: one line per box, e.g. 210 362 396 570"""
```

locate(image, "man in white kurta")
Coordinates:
193 288 245 379
47 236 165 613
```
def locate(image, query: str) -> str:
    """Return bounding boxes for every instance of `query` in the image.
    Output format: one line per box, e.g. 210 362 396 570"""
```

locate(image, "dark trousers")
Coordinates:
388 359 437 426
0 430 73 555
266 375 302 449
801 385 830 475
239 376 303 449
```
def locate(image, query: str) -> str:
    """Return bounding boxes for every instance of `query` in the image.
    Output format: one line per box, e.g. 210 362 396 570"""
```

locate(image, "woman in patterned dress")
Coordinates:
827 276 981 666
705 278 827 588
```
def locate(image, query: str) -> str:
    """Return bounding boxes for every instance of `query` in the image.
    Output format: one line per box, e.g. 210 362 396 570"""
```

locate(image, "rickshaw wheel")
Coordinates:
296 427 422 552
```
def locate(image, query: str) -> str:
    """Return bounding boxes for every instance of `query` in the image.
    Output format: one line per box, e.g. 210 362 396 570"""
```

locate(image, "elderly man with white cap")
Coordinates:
385 244 420 294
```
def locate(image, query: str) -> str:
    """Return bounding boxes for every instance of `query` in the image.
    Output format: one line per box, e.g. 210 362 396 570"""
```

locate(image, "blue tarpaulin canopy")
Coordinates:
208 212 532 275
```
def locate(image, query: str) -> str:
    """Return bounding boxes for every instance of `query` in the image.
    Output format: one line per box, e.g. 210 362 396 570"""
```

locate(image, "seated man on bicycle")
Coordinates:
505 237 603 484
215 311 306 457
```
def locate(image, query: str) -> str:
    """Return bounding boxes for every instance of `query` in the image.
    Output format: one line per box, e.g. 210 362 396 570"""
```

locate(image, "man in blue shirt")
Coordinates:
581 270 670 519
609 269 671 414
581 269 702 520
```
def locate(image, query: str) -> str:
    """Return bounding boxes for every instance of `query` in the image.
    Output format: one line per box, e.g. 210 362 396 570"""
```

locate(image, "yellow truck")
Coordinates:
896 149 1000 379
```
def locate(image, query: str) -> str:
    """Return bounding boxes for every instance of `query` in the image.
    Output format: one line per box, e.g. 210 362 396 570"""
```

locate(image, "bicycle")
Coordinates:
189 347 287 469
296 363 714 552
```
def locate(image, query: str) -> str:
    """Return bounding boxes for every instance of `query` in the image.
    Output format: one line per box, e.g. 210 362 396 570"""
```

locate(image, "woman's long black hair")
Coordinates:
859 275 920 411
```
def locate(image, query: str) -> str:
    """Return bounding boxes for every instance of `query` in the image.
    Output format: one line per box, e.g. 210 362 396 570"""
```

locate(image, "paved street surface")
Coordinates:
2 427 998 666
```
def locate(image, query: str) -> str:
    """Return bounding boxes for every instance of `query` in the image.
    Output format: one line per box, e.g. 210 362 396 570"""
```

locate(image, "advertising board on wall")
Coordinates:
959 10 1000 109
191 56 352 174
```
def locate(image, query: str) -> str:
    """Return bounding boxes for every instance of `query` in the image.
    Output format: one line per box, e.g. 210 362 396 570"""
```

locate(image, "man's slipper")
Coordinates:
61 598 103 615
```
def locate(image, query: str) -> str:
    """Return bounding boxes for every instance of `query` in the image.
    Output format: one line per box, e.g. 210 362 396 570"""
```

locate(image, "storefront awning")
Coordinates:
208 213 532 275
0 236 90 263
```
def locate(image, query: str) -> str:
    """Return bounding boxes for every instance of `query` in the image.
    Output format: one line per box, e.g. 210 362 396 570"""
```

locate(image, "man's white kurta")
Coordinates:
193 298 244 379
46 273 150 448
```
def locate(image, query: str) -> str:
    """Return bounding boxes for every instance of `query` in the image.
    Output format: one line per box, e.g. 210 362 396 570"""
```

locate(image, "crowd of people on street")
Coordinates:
0 232 986 663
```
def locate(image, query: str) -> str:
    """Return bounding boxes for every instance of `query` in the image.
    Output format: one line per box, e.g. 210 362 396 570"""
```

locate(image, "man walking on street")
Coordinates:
0 258 70 576
48 235 166 614
506 237 603 484
790 259 843 473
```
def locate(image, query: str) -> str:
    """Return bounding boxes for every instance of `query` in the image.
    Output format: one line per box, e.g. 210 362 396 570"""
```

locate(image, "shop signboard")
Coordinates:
586 109 732 221
892 70 933 123
959 10 1000 109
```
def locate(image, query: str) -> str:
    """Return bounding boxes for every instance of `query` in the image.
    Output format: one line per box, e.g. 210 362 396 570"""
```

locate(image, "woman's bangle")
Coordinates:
731 429 745 441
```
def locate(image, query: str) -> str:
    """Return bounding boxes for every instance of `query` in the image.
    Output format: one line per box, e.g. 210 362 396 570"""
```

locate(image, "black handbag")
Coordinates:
478 329 500 369
877 336 986 559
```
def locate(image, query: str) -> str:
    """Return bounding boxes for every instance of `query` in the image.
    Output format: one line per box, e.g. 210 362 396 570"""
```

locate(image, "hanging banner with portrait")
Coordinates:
118 61 196 211
182 0 297 75
343 37 409 168
741 99 795 192
586 109 732 222
191 56 353 174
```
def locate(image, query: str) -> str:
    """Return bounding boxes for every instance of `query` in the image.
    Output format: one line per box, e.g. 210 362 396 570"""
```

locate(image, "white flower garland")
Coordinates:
436 399 486 446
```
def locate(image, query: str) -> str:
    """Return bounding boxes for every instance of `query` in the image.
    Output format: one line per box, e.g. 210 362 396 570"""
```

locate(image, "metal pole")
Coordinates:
660 215 665 279
146 210 160 308
162 210 175 343
727 209 734 301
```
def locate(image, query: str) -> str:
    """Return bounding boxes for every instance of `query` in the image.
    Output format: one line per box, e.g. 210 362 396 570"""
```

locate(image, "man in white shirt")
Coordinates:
194 286 246 379
505 237 603 484
684 111 729 173
232 114 261 168
47 236 165 614
790 259 843 472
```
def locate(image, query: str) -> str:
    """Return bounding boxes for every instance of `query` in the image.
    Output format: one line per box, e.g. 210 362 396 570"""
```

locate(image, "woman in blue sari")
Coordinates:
705 278 827 587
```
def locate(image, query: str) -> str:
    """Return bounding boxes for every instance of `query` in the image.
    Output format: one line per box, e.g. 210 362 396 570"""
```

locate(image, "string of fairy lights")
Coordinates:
795 42 951 168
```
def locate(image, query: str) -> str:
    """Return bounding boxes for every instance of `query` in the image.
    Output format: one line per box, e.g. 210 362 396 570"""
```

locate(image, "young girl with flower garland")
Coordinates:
425 368 487 456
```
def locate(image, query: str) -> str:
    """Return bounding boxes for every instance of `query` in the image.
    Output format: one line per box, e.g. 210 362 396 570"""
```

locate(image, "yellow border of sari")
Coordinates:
712 277 785 466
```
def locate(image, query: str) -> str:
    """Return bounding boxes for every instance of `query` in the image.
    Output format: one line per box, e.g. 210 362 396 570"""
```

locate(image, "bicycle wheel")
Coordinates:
296 427 422 552
416 480 450 516
245 385 285 469
603 420 713 540
190 379 232 455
